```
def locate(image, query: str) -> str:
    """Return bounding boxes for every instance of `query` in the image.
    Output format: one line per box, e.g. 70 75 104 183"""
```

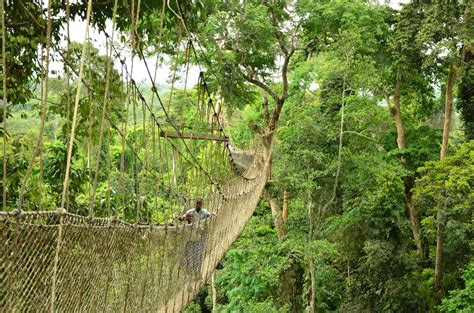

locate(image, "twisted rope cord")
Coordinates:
0 3 268 311
1 0 7 212
15 0 53 211
60 0 93 209
52 41 189 203
50 0 82 308
174 1 245 177
103 35 220 192
89 0 119 216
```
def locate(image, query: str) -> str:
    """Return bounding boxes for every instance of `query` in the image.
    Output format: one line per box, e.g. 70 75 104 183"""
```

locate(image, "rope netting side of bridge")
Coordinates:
0 161 268 312
0 0 270 311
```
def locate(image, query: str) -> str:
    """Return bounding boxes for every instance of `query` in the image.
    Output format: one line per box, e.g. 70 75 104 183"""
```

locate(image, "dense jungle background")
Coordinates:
1 0 472 312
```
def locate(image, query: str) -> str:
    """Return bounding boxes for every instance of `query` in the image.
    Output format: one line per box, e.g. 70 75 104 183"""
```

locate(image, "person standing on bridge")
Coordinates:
176 198 214 224
177 198 215 287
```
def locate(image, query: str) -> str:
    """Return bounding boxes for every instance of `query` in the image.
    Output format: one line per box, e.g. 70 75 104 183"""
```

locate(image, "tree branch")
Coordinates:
261 92 271 125
243 73 279 102
264 1 289 57
281 50 294 101
268 49 294 130
394 68 401 112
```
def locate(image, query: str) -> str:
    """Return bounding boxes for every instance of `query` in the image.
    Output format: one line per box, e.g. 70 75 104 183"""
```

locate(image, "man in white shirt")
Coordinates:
177 198 214 224
177 198 215 285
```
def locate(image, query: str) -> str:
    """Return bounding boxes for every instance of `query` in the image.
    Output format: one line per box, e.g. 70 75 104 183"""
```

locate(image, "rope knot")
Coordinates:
11 209 22 217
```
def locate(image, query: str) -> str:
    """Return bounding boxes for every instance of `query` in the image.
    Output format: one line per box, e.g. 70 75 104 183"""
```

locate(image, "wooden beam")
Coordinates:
159 130 229 142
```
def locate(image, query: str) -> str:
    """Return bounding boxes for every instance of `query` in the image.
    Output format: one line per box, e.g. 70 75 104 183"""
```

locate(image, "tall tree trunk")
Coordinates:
309 260 316 313
387 70 423 257
262 135 286 239
440 64 455 160
404 181 423 257
307 197 316 313
435 63 456 293
434 210 445 291
392 72 405 153
282 190 288 223
458 45 474 140
269 198 286 239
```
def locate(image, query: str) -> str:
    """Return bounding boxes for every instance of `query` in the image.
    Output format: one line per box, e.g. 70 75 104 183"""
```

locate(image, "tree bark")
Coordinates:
404 188 423 256
307 197 316 313
309 259 316 313
387 70 423 257
282 190 288 223
440 63 455 159
269 198 286 239
434 210 445 291
435 63 456 293
392 70 405 151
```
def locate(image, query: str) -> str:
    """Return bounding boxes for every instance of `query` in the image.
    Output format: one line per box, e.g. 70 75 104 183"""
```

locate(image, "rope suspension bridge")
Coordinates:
0 1 270 311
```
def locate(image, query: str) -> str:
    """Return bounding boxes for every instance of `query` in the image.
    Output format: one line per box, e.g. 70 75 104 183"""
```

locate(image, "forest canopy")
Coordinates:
0 0 472 312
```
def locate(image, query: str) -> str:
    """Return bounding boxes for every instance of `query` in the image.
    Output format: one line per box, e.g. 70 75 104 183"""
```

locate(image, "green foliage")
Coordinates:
3 1 61 106
458 49 474 140
439 261 474 313
215 204 287 311
228 100 262 149
297 0 391 58
2 1 473 312
415 141 473 215
415 141 474 290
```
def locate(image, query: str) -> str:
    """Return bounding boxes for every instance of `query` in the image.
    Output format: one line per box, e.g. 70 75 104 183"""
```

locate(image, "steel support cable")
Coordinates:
103 33 221 194
53 47 188 203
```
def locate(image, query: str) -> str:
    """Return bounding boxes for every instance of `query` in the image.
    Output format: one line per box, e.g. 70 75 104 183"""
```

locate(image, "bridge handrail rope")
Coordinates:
1 0 7 213
53 47 189 204
0 0 269 311
53 6 263 204
134 44 226 191
102 32 222 194
173 1 261 179
121 0 259 182
134 1 244 179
